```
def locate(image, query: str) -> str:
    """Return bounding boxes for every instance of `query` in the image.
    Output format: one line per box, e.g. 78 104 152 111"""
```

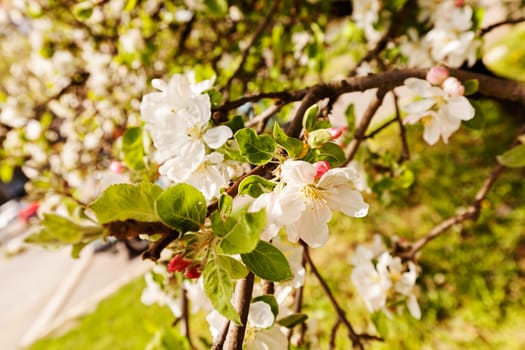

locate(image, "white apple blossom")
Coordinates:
207 301 288 350
351 241 421 319
276 160 369 248
159 152 230 201
141 271 182 318
352 0 383 46
403 77 475 145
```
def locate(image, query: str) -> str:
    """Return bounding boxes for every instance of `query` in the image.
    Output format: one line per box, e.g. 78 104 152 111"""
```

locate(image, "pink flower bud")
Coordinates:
168 255 192 273
109 161 124 174
314 161 331 179
327 127 343 140
455 0 465 7
442 77 465 97
426 66 449 85
185 264 202 279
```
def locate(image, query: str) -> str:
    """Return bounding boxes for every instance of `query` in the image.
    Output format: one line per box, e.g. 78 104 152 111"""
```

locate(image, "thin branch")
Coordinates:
211 320 231 350
348 0 416 76
344 89 388 163
224 272 256 350
303 242 383 349
403 124 525 259
329 318 342 350
141 231 181 261
246 103 284 133
223 1 281 91
480 16 525 36
393 91 410 162
364 117 396 139
288 250 306 344
181 286 193 348
215 68 525 117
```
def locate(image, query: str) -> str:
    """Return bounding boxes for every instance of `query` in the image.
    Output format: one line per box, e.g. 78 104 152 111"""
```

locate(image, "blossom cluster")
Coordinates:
403 66 475 145
251 159 369 248
399 0 481 68
140 73 233 201
351 235 421 319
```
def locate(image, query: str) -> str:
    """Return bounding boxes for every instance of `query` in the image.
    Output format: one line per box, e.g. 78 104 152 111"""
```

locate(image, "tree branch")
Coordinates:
216 68 525 120
480 16 525 36
401 124 525 259
303 242 383 349
223 1 281 92
224 272 256 350
344 89 387 163
393 91 410 162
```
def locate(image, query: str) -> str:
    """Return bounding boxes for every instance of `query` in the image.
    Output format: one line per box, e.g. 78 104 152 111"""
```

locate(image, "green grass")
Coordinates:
29 278 176 350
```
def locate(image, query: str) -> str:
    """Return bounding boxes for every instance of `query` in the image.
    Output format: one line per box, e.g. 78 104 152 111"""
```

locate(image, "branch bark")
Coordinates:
401 124 525 259
224 272 256 350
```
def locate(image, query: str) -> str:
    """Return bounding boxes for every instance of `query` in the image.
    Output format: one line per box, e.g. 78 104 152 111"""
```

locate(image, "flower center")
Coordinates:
186 125 203 140
300 185 324 202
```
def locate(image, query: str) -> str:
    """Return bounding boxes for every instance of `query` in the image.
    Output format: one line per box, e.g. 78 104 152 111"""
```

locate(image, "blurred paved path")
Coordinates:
0 241 152 350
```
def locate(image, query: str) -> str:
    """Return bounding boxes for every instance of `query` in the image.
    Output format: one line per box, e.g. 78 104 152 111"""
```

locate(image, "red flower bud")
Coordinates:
109 161 124 174
167 255 191 273
185 264 202 279
314 161 331 179
327 127 343 140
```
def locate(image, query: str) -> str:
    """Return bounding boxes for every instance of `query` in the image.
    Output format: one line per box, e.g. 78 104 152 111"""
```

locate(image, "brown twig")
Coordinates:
210 320 231 350
364 117 397 139
142 231 181 261
288 250 306 344
223 1 281 92
181 286 193 348
393 91 410 162
246 103 284 133
224 272 256 350
480 16 525 36
329 318 342 350
215 69 525 120
344 89 388 163
348 0 416 77
402 124 525 259
302 242 383 349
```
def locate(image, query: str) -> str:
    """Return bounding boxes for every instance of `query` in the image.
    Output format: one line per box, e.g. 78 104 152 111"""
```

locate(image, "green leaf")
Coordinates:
204 0 228 17
252 295 279 319
219 210 266 254
122 127 145 170
211 211 236 238
225 115 245 133
463 79 479 96
463 100 486 130
302 104 318 132
273 123 305 159
155 183 206 232
124 0 138 12
307 129 332 149
216 255 248 279
371 311 389 339
277 313 308 328
238 175 276 198
72 2 93 20
0 162 15 182
304 142 346 167
207 89 223 108
203 260 241 324
234 128 276 165
219 193 233 216
25 214 102 246
241 241 292 282
90 182 163 224
497 144 525 168
345 103 356 133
